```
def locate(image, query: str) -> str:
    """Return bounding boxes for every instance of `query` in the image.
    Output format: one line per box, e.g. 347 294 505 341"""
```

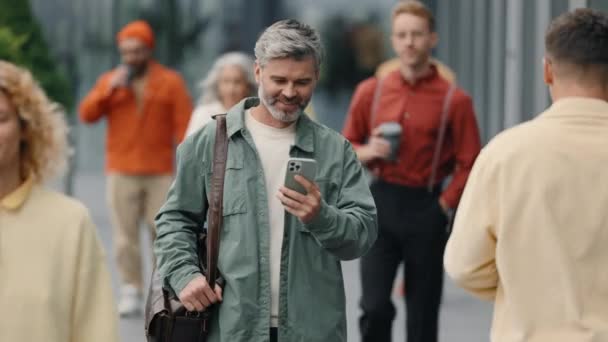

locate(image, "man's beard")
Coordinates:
258 85 308 123
126 61 149 80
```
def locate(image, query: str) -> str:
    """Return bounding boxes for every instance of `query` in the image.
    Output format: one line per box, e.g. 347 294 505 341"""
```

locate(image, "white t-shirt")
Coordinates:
244 110 296 327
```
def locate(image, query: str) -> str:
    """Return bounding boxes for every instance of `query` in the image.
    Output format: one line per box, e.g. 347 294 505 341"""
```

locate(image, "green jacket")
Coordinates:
154 98 377 342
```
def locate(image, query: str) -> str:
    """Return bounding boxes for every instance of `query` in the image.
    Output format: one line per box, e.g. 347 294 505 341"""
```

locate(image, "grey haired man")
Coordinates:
154 19 377 342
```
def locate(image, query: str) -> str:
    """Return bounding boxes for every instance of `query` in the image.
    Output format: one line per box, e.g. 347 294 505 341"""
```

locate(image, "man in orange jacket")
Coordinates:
79 20 192 317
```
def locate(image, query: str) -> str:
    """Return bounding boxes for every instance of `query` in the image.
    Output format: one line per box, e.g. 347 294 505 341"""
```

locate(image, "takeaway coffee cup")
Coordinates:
377 122 402 162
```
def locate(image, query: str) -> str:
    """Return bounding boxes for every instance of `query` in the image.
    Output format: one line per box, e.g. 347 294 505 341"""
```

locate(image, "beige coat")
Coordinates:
445 97 608 342
0 180 119 342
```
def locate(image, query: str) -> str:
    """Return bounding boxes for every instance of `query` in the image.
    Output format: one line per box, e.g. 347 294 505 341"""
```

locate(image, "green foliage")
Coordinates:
0 0 74 110
0 27 26 61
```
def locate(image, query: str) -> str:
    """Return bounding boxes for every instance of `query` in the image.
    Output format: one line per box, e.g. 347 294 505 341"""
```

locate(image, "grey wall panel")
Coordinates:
553 0 572 16
570 0 588 10
589 0 608 10
487 0 506 141
456 0 475 96
521 1 538 122
504 0 524 128
533 0 552 117
471 0 490 142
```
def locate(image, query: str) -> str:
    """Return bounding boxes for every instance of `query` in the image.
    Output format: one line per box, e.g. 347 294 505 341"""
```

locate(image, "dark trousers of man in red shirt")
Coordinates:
359 181 448 342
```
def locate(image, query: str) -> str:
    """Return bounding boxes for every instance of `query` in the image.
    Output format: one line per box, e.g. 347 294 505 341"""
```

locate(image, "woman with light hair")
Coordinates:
0 61 118 342
185 52 256 136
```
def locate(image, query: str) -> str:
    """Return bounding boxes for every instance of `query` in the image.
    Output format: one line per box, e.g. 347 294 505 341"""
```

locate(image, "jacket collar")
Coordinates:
226 97 315 153
0 176 34 211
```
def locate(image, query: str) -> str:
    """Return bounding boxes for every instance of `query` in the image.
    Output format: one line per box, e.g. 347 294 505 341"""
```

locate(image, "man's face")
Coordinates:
255 56 318 123
118 38 151 76
391 13 437 69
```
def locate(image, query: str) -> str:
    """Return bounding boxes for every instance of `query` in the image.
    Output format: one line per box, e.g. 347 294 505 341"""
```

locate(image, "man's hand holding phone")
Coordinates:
278 158 321 224
108 65 135 93
277 175 322 224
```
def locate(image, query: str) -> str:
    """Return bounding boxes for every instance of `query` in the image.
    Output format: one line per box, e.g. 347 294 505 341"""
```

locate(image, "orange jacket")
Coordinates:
79 61 192 174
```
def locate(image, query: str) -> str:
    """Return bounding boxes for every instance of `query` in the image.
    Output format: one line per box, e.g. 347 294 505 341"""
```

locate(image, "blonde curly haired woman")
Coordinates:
0 61 118 342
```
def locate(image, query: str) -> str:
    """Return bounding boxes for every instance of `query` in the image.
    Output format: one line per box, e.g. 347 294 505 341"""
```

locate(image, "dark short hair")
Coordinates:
545 8 608 83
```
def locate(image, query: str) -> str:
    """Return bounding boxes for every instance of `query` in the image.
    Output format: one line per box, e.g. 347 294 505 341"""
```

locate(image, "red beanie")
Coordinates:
116 20 155 49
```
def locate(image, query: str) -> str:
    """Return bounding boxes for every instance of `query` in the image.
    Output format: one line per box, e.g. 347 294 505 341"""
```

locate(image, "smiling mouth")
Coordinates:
279 101 298 108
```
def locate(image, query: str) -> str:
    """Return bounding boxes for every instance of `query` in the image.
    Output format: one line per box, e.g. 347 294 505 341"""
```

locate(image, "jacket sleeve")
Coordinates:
70 209 120 342
342 78 377 149
444 147 499 300
78 73 113 124
154 136 207 296
441 92 482 208
303 140 378 260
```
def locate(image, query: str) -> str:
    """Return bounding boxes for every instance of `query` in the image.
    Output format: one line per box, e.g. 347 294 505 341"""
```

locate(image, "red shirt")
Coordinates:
342 67 481 208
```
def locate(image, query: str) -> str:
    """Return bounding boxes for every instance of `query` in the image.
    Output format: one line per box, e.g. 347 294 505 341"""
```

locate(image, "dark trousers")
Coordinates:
270 328 278 342
359 181 448 342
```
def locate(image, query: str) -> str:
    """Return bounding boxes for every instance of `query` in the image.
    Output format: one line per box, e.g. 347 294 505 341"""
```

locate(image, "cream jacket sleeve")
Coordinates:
444 147 499 300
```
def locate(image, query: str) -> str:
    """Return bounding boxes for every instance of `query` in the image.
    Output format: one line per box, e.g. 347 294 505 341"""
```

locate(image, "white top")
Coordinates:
185 101 226 137
244 110 296 327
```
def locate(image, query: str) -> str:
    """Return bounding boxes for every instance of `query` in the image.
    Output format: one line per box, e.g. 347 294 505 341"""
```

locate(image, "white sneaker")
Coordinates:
118 285 143 317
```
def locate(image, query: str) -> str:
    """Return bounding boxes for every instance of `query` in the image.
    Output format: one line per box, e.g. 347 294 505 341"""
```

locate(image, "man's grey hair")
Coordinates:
254 19 324 71
198 52 256 105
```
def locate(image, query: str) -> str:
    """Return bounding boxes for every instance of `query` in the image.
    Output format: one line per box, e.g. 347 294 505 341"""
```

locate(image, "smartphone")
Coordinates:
124 65 136 85
284 158 317 195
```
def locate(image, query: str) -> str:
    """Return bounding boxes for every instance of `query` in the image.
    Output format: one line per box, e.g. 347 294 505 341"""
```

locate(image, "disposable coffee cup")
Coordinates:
377 122 402 161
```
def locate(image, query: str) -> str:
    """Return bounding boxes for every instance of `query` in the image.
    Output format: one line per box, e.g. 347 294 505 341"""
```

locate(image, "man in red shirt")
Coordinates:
342 1 481 341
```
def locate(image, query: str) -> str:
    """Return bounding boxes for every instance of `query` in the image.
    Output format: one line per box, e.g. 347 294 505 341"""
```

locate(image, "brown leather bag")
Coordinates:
145 113 229 342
